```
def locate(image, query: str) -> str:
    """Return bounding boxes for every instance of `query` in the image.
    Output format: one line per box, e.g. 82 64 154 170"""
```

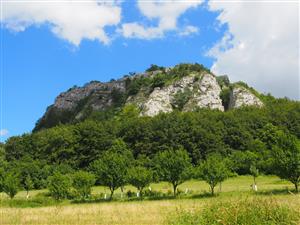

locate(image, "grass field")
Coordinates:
0 176 299 225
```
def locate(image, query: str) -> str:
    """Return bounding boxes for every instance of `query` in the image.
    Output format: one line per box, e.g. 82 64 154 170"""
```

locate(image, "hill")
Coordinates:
34 63 263 131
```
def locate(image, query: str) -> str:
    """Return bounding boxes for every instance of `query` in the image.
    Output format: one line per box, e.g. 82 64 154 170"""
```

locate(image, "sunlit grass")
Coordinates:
0 176 299 225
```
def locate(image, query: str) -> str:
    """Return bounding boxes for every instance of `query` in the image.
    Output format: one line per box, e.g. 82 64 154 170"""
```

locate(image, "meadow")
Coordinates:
0 175 299 225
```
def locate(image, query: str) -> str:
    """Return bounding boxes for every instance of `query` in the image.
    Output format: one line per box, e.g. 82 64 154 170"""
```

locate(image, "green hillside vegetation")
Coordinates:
0 63 299 224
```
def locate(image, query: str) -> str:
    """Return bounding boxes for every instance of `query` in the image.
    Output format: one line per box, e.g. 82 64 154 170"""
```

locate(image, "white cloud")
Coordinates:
179 25 199 36
0 129 8 137
208 1 299 100
121 0 203 39
1 0 122 46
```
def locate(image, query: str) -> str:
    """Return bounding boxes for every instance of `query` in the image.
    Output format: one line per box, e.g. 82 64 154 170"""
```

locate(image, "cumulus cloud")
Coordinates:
1 0 122 46
208 1 299 99
0 129 8 137
121 0 203 39
178 25 199 36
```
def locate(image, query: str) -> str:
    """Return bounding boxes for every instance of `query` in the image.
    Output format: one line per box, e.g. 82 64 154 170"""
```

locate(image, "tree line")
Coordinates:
0 96 299 199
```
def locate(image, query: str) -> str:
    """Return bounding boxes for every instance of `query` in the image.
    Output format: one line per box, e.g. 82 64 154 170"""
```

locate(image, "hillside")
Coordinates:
34 63 263 131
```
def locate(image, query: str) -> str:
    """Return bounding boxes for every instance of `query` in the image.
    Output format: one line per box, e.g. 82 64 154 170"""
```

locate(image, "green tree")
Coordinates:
47 172 72 200
72 171 95 199
127 166 153 198
250 165 259 185
272 133 300 193
3 173 19 199
154 148 192 196
24 175 34 199
196 154 231 196
90 144 133 199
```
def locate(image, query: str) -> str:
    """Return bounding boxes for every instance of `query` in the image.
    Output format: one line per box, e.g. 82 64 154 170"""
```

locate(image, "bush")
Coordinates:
3 173 19 199
167 198 300 225
47 172 72 200
72 171 95 199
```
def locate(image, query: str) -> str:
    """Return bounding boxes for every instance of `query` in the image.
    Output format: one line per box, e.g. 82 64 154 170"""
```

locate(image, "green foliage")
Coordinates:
126 76 151 96
168 63 210 78
151 73 168 89
146 64 165 72
47 172 72 200
72 171 95 199
154 148 192 196
90 144 133 199
3 173 19 199
74 120 114 168
127 166 153 197
168 198 300 225
24 175 34 193
172 88 192 110
271 133 300 192
229 151 259 175
111 88 126 107
196 154 231 195
216 75 230 88
219 87 231 110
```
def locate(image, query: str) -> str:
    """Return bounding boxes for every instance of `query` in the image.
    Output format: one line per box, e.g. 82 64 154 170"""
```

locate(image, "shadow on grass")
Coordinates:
189 192 214 199
256 188 298 196
0 197 59 208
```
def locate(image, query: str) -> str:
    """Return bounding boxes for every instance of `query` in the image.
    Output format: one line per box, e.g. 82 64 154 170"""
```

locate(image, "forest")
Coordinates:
0 93 299 200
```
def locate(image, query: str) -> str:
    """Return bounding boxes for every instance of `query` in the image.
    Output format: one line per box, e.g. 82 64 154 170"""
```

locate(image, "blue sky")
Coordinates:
0 0 299 141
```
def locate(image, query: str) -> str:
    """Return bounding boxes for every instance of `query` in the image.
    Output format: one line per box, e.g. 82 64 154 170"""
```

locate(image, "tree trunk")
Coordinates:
211 185 215 196
295 183 298 193
110 189 114 200
26 190 29 199
173 184 177 196
139 188 143 199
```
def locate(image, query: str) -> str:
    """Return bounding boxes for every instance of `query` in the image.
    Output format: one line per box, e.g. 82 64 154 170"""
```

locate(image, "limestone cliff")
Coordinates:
229 86 263 109
135 73 224 117
34 63 264 131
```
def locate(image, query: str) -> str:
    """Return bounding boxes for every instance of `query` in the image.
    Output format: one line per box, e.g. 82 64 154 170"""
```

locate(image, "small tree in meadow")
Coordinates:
250 164 259 190
271 133 300 193
48 172 72 200
3 173 19 199
154 148 192 196
90 148 132 199
127 166 153 198
72 171 95 199
24 175 34 199
197 154 231 196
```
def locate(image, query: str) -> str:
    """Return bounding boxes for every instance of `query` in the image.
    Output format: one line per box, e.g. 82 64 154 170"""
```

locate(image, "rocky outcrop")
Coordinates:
35 64 265 131
229 86 263 109
140 73 224 116
54 80 126 110
183 73 224 112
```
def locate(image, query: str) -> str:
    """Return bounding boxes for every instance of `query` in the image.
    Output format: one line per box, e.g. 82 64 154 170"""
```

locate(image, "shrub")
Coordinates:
47 172 72 200
3 173 19 199
127 166 153 198
72 171 95 199
167 198 300 225
195 154 231 196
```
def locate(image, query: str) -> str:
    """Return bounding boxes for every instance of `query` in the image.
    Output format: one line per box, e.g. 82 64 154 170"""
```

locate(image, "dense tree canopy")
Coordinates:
1 95 300 194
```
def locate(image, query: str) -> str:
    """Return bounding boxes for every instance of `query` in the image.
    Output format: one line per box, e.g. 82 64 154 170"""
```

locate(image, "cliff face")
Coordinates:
54 80 126 110
34 64 264 131
134 73 224 117
229 86 263 109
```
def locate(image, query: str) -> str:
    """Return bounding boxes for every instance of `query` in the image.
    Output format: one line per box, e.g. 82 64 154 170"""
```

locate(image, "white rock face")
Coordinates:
141 73 224 116
141 87 173 116
183 74 224 111
229 87 263 109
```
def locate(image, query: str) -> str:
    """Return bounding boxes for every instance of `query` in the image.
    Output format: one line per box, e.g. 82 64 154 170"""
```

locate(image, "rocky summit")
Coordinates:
34 63 264 131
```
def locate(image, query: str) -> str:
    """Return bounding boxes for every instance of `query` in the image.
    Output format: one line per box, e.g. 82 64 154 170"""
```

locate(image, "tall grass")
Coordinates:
167 198 300 225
